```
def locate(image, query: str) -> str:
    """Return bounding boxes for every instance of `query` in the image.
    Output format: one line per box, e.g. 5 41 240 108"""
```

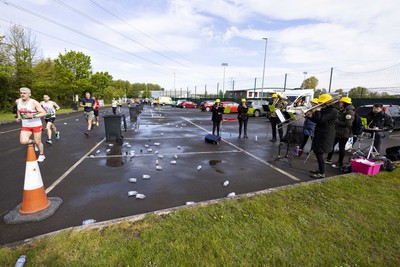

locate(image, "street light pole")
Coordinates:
303 71 308 89
221 63 228 98
261 37 268 100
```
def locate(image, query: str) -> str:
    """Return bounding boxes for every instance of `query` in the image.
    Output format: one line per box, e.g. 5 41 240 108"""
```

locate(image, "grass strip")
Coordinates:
1 169 399 266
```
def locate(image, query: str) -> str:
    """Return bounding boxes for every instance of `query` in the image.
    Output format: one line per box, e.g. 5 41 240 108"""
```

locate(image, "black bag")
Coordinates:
352 113 364 135
205 134 221 144
386 146 400 161
341 162 352 173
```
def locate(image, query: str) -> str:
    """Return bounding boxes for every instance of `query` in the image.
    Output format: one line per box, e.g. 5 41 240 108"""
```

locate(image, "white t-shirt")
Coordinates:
18 99 42 127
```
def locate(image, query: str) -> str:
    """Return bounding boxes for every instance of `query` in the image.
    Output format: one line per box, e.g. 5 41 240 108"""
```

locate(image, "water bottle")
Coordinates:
82 219 96 225
14 255 26 267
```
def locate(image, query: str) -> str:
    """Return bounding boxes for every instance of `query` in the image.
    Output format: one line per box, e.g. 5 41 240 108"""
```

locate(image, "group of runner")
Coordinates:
15 88 101 162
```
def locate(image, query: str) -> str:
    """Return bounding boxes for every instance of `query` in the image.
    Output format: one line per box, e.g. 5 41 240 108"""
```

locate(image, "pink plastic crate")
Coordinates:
351 159 383 175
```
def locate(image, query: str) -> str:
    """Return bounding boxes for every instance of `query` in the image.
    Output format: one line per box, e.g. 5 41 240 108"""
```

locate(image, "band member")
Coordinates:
237 98 249 138
308 94 338 179
211 99 223 136
299 98 318 152
268 93 287 142
365 103 394 153
325 97 355 168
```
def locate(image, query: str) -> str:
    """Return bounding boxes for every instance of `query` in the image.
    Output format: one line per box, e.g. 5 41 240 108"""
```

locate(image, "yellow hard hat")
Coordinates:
241 98 246 102
339 96 352 104
318 94 333 104
271 93 278 98
311 98 319 104
215 99 220 103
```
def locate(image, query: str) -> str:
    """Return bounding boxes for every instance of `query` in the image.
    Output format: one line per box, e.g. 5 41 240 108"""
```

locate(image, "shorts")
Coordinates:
94 110 99 116
84 111 94 121
45 117 56 124
21 125 43 133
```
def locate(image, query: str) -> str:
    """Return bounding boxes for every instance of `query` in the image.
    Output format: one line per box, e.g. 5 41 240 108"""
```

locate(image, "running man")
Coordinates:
92 95 100 126
40 94 61 145
16 87 47 162
80 92 97 136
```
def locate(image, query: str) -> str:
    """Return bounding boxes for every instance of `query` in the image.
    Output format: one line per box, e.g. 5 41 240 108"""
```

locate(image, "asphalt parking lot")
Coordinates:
1 105 399 245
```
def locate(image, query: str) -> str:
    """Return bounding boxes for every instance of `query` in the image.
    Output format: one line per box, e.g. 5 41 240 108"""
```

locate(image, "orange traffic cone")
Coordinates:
19 144 51 214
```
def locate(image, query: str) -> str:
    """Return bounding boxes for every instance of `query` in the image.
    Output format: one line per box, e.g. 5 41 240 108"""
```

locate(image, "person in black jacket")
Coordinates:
211 99 223 136
365 103 394 153
237 99 249 138
325 97 355 168
308 94 338 179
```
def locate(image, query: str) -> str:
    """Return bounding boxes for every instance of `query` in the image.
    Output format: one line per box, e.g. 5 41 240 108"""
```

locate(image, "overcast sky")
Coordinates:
1 0 400 94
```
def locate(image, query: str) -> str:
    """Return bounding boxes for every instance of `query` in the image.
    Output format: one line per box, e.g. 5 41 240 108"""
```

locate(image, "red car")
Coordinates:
220 101 239 113
179 101 198 108
200 100 215 111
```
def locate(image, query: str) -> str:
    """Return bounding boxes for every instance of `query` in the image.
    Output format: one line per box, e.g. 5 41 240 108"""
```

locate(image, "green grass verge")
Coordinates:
1 169 399 266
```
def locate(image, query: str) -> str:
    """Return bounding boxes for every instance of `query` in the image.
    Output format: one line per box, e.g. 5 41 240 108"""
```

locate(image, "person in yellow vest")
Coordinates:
268 93 287 142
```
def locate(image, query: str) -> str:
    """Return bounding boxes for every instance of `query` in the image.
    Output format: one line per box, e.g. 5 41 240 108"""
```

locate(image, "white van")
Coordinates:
156 96 173 105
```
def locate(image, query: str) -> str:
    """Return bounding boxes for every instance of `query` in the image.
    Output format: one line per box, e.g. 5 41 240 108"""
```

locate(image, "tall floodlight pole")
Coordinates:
221 63 228 97
261 37 268 100
303 71 308 89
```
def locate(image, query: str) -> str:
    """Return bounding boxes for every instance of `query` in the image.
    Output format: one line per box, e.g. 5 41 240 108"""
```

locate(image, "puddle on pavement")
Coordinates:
106 145 126 167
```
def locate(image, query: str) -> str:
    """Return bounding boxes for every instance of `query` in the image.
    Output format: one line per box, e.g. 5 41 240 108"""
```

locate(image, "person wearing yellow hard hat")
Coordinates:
237 98 249 138
325 96 356 168
268 93 287 142
306 93 338 179
211 99 223 136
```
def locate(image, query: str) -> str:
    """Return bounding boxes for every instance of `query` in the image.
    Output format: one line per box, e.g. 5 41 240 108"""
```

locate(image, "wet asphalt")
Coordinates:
0 105 399 245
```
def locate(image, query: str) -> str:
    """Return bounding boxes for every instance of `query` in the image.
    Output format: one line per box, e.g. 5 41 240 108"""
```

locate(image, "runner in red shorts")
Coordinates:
16 87 47 162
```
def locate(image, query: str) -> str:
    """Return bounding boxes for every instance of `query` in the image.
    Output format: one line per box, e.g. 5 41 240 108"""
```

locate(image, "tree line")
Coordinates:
0 24 163 112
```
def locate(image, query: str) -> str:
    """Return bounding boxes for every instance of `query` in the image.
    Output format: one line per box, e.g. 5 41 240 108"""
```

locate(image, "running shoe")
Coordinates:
46 139 52 145
325 159 332 164
55 131 60 140
37 154 46 162
310 173 325 179
331 162 342 169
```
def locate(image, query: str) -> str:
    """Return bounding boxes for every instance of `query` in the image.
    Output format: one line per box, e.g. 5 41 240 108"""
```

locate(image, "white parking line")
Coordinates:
182 117 300 181
45 138 106 193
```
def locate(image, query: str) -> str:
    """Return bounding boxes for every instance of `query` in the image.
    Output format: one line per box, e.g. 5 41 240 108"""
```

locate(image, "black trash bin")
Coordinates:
103 114 127 143
71 102 78 110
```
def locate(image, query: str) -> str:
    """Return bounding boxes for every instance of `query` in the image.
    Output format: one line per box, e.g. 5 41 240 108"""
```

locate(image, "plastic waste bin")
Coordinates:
71 102 78 110
103 114 127 143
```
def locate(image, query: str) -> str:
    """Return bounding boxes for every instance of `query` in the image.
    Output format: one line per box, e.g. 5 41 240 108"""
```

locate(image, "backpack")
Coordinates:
352 113 364 135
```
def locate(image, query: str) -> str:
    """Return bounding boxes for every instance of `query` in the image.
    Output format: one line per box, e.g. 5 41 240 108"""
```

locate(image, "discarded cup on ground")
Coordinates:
142 174 151 180
170 160 177 165
106 149 111 153
197 165 202 171
223 180 229 187
158 155 164 159
96 150 100 154
145 144 149 148
177 146 181 149
128 191 138 197
127 144 131 148
129 178 137 183
156 166 162 170
155 160 159 165
82 219 96 225
186 201 195 205
64 122 67 125
108 144 114 147
227 192 236 197
174 155 178 159
154 142 160 146
155 151 159 154
136 194 146 199
89 155 94 158
147 148 153 152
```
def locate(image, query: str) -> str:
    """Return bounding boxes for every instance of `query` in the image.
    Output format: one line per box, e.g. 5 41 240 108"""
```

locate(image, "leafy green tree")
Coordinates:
348 86 368 98
91 71 113 98
31 58 59 102
334 89 344 95
314 88 327 98
54 50 93 102
0 35 15 111
301 76 319 89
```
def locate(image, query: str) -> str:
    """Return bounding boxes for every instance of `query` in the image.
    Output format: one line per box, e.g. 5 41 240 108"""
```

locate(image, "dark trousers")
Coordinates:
327 137 348 164
314 152 325 174
270 117 283 140
238 119 248 136
374 133 383 152
112 107 117 115
212 121 221 136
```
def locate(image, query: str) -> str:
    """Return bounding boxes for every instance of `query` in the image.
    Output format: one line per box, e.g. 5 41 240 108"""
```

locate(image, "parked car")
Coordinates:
355 104 400 130
174 99 187 107
247 100 269 117
155 96 173 105
200 100 215 111
220 101 239 113
179 101 198 108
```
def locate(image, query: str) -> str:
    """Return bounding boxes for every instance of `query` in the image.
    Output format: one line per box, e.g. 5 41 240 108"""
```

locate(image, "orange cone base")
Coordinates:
19 187 51 214
3 197 62 224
